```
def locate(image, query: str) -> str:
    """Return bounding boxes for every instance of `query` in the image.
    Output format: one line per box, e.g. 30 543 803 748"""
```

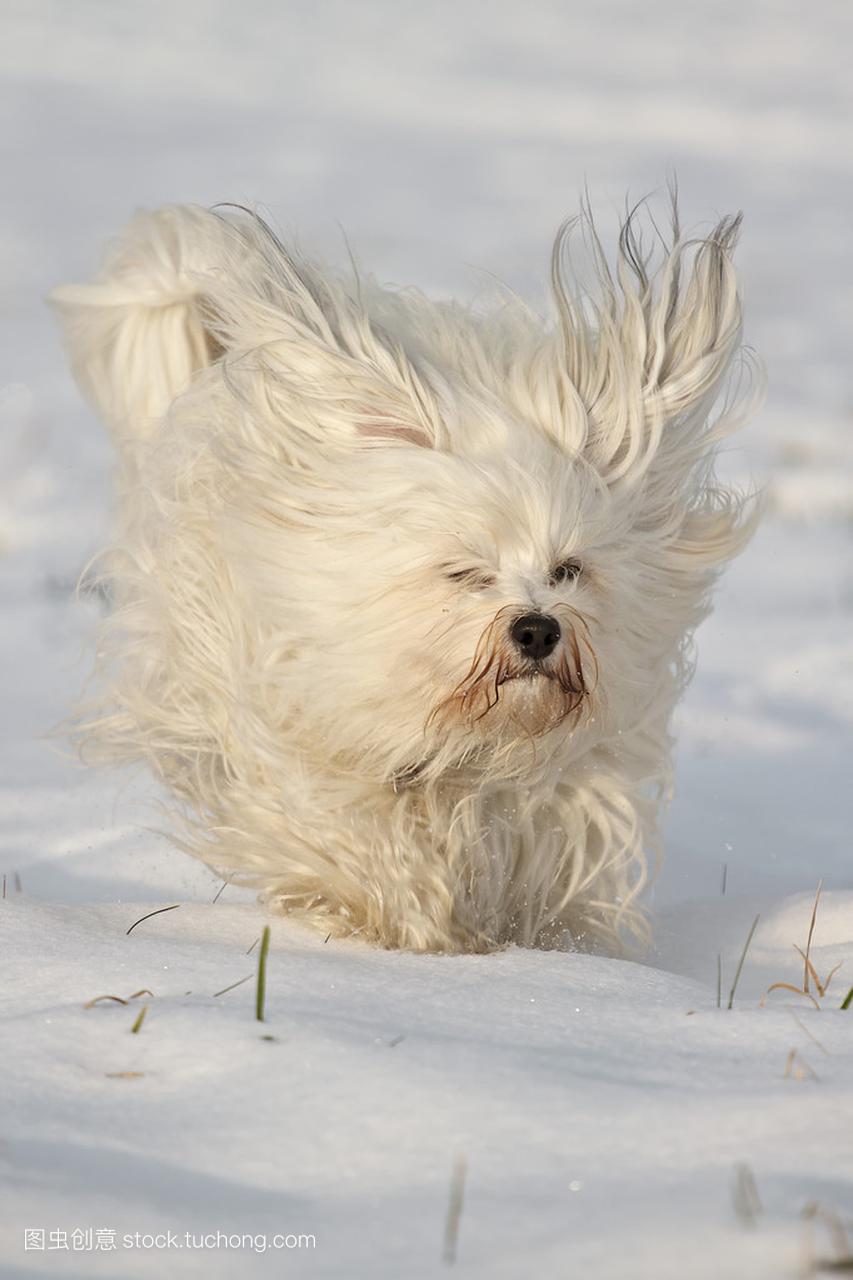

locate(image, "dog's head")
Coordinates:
211 202 755 783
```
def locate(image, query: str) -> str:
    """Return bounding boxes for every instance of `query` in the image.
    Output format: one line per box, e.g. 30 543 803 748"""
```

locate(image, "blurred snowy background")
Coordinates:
1 3 852 1277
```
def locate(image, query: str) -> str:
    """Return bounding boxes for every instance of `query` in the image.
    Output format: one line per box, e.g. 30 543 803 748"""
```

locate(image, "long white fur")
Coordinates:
50 198 756 953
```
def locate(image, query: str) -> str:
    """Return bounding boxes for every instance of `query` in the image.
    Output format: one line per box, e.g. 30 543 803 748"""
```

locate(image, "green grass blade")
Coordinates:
256 925 271 1022
130 1005 148 1034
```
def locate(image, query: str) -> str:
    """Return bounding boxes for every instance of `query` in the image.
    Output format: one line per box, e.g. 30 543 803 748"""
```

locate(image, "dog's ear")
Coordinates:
551 199 756 574
638 214 743 427
228 323 440 459
48 206 232 442
551 203 747 492
50 204 440 456
205 211 444 457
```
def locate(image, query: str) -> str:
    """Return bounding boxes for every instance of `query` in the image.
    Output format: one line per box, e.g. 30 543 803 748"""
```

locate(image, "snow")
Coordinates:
2 2 852 1276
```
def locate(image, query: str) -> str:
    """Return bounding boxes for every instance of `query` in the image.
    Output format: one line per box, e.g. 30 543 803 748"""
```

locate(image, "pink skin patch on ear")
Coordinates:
357 423 432 449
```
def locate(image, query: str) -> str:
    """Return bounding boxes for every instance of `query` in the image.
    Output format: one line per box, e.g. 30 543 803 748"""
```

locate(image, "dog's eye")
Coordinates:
550 558 583 587
445 567 496 591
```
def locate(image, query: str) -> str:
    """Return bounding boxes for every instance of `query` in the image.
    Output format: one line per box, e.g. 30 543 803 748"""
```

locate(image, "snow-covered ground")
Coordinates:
2 2 852 1276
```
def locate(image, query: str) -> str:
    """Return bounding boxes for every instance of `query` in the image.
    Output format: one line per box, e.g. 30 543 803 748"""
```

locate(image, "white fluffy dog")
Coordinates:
51 198 754 953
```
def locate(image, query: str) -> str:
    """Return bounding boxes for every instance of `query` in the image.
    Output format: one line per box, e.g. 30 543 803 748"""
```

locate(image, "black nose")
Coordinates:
510 613 561 661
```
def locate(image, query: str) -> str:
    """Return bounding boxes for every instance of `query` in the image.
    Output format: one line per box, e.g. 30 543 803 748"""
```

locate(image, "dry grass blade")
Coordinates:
794 946 843 999
728 914 760 1009
85 988 154 1008
126 904 181 936
761 888 841 1010
763 982 821 1011
105 1071 145 1079
442 1155 467 1265
796 945 822 993
783 1048 819 1082
803 880 824 996
788 1049 820 1081
801 1201 853 1273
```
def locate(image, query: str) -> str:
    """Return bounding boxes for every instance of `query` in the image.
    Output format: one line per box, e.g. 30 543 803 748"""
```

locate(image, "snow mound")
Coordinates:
2 894 853 1278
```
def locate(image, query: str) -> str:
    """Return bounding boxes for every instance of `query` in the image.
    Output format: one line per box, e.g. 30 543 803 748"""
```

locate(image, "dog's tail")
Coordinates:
49 205 236 443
